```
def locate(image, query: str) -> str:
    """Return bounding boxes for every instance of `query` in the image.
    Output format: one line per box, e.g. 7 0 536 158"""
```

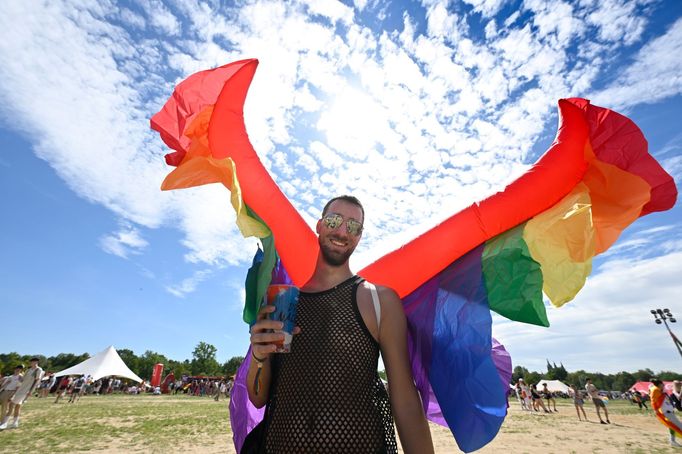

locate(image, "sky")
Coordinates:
1 0 681 375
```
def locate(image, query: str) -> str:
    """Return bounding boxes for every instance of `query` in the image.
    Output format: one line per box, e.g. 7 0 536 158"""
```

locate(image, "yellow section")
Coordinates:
160 104 270 239
524 184 595 307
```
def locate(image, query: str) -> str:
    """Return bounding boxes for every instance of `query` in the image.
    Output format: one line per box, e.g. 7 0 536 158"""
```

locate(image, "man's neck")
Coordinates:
303 254 354 292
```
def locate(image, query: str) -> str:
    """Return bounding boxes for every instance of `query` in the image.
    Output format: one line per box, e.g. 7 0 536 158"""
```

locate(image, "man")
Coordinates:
0 365 24 429
585 378 610 424
0 357 43 429
248 195 434 453
650 378 682 447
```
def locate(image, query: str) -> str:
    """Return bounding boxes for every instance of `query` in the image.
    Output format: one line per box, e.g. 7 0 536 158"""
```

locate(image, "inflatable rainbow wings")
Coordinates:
151 59 677 452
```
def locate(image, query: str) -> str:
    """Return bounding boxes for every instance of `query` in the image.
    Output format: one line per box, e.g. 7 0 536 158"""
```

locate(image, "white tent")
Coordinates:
54 346 143 382
537 379 571 394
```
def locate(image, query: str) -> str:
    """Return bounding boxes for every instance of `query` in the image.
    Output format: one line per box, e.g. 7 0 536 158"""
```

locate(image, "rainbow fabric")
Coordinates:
650 385 682 437
151 60 677 453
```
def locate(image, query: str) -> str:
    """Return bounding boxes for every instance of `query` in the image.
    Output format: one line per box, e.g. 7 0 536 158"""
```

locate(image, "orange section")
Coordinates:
161 156 234 190
583 145 652 253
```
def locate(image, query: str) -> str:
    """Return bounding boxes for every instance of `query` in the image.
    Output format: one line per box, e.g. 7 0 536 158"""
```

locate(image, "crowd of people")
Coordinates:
0 356 238 433
169 378 233 401
513 377 682 447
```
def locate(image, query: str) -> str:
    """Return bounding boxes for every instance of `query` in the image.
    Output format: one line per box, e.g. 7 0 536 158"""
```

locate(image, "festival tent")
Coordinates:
630 381 674 394
537 379 571 394
54 346 143 382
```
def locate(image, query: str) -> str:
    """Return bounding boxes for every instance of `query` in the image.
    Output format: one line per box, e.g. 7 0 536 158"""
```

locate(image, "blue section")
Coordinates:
429 245 507 453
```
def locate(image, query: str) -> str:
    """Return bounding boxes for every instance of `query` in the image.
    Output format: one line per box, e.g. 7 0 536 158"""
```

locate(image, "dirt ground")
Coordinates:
4 396 678 453
175 401 678 453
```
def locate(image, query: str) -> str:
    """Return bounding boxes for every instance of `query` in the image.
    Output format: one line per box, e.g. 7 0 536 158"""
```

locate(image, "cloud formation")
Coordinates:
0 0 678 300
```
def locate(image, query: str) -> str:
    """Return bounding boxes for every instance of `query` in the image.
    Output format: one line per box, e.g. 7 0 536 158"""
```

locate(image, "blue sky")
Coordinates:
1 0 681 374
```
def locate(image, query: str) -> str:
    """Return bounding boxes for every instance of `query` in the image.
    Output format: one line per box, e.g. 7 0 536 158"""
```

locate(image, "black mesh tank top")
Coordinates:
262 276 398 453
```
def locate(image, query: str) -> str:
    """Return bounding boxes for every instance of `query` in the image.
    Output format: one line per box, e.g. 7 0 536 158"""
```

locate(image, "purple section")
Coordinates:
402 245 510 451
403 278 442 425
230 259 293 452
491 338 513 392
229 347 264 453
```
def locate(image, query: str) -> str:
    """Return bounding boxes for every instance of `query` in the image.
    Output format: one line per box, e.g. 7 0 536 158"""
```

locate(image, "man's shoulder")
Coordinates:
359 280 399 299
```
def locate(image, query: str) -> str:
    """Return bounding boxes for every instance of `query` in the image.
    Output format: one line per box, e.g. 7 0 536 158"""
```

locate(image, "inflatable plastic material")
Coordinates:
152 59 678 452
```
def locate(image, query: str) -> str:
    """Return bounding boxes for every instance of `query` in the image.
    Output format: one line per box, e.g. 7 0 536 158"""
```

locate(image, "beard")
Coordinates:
319 235 355 267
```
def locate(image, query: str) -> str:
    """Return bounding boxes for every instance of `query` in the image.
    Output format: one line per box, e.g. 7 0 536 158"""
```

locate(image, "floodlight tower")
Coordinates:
651 308 682 360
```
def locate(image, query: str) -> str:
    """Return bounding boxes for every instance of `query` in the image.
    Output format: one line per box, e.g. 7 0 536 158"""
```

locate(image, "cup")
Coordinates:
266 284 300 353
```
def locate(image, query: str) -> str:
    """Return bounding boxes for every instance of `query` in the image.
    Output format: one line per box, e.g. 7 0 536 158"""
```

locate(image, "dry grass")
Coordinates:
0 395 677 453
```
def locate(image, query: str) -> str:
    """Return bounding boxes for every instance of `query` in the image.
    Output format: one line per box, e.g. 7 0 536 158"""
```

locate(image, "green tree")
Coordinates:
117 349 141 376
658 371 682 381
48 353 90 373
525 371 542 385
511 366 529 384
633 368 656 382
167 359 191 378
191 342 220 376
611 371 636 392
223 356 245 377
0 353 23 375
138 351 168 380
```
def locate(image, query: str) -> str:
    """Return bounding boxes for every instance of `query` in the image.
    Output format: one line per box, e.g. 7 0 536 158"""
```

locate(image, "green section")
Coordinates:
482 224 549 327
242 205 277 325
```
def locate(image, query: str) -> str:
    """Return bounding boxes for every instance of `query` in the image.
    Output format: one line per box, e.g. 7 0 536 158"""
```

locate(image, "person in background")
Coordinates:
542 383 558 412
530 384 550 413
0 357 43 429
0 365 24 429
632 390 648 410
54 376 72 404
585 378 610 424
68 376 85 403
514 382 528 411
570 385 588 421
41 373 57 398
650 378 682 448
671 380 682 412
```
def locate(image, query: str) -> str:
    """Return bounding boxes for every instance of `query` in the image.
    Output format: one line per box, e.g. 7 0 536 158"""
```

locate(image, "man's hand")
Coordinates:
249 305 301 358
246 304 301 408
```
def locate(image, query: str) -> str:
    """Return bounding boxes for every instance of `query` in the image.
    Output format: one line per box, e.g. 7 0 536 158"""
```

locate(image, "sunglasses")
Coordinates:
322 213 363 236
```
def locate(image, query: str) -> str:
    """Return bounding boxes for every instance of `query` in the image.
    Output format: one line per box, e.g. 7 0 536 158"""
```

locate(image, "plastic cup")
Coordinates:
266 284 300 353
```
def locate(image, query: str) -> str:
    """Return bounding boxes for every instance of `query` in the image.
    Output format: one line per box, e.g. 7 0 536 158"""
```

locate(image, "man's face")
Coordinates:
317 200 364 267
13 368 22 375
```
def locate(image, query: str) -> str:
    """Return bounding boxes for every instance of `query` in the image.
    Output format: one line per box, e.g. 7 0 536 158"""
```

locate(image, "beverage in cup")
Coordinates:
266 284 300 353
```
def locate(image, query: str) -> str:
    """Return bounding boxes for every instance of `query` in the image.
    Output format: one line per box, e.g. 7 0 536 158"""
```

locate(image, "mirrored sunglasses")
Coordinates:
322 213 363 236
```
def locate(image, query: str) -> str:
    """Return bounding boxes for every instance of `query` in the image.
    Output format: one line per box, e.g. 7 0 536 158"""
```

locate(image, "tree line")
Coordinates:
511 360 682 392
4 349 680 391
0 342 244 380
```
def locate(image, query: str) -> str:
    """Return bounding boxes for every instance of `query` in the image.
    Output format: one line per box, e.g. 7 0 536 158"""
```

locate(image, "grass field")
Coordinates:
0 394 678 453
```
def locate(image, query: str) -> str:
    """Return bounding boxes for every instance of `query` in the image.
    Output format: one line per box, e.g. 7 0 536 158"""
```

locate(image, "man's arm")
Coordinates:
378 286 434 454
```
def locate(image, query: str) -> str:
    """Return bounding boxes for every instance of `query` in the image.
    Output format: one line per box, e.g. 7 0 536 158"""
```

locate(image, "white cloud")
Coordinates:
585 0 647 46
165 269 213 298
119 7 146 30
462 0 507 18
99 225 149 258
301 0 355 25
494 244 682 373
139 0 181 35
592 17 682 110
0 0 679 306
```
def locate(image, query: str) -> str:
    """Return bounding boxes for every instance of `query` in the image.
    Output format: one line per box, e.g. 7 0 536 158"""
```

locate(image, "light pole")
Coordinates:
651 308 682 360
